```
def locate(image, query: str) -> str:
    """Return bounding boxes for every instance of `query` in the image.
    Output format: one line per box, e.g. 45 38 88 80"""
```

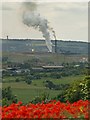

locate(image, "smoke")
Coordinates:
23 2 37 11
50 28 57 40
22 1 54 52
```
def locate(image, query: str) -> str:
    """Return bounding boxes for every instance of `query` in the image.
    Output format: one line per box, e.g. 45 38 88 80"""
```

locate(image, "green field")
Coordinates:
2 51 87 103
3 75 85 103
3 76 25 82
3 52 87 64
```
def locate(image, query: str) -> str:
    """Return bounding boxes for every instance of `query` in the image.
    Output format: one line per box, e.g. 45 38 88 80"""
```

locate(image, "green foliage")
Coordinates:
65 76 90 102
15 78 20 82
2 57 8 62
26 79 32 84
31 93 49 104
2 87 18 106
50 72 61 79
3 75 85 104
45 80 55 89
25 79 32 84
44 80 69 90
53 92 66 102
25 75 33 84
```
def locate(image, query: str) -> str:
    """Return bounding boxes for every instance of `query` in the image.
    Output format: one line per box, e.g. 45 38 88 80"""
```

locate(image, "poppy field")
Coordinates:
1 100 89 119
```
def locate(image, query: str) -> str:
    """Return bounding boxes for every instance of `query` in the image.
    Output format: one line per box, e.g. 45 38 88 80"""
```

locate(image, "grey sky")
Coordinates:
0 1 88 42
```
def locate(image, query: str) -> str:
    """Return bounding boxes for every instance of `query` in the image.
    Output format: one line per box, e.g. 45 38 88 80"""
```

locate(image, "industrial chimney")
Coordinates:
7 36 8 40
55 39 57 53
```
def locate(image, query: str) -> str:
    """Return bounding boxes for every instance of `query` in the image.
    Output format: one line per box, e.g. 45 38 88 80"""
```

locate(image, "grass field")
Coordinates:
2 52 87 64
3 76 25 82
3 75 85 103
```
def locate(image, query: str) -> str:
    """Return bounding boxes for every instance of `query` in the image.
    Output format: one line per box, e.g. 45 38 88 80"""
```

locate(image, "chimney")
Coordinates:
55 39 57 53
7 36 8 40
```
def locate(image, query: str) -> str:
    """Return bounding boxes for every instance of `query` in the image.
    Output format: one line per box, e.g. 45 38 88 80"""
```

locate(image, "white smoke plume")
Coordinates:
22 2 53 52
50 28 57 40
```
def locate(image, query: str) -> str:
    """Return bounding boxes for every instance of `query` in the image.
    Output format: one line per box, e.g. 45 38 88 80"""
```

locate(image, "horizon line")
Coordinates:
0 38 89 43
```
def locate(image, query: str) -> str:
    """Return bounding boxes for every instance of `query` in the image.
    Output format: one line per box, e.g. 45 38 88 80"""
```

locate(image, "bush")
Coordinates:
53 92 66 102
25 79 32 84
45 80 55 89
15 78 20 82
31 93 49 104
45 80 69 90
25 75 33 84
2 87 18 106
50 72 61 79
65 76 90 102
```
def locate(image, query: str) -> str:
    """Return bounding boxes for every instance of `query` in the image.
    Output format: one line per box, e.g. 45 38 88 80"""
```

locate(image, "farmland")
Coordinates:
1 39 89 105
3 51 87 64
3 75 85 103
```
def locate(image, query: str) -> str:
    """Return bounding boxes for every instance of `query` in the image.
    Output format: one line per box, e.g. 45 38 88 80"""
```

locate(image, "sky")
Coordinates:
0 0 88 42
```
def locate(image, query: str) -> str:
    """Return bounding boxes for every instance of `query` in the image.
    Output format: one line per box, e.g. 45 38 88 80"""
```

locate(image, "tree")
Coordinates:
65 76 90 102
25 75 33 84
2 87 18 106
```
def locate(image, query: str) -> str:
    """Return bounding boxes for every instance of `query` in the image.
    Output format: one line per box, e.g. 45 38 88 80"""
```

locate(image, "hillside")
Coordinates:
1 39 88 55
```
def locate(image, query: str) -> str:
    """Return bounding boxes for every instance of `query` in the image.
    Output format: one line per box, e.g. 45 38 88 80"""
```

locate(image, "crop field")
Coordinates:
2 52 87 64
3 75 85 103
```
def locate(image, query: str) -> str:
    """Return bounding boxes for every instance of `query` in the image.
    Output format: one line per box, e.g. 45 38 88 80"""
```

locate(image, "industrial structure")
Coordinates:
55 39 57 53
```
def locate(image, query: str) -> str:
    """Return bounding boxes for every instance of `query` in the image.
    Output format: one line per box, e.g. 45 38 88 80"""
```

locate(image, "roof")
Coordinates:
42 66 64 69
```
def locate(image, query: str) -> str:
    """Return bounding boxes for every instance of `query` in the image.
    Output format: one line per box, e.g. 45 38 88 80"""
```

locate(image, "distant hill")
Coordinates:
1 39 89 55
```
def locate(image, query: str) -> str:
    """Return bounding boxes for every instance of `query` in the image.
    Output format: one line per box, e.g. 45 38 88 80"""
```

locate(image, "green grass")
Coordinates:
50 75 85 84
3 81 63 103
3 76 25 82
2 75 85 103
32 75 85 86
